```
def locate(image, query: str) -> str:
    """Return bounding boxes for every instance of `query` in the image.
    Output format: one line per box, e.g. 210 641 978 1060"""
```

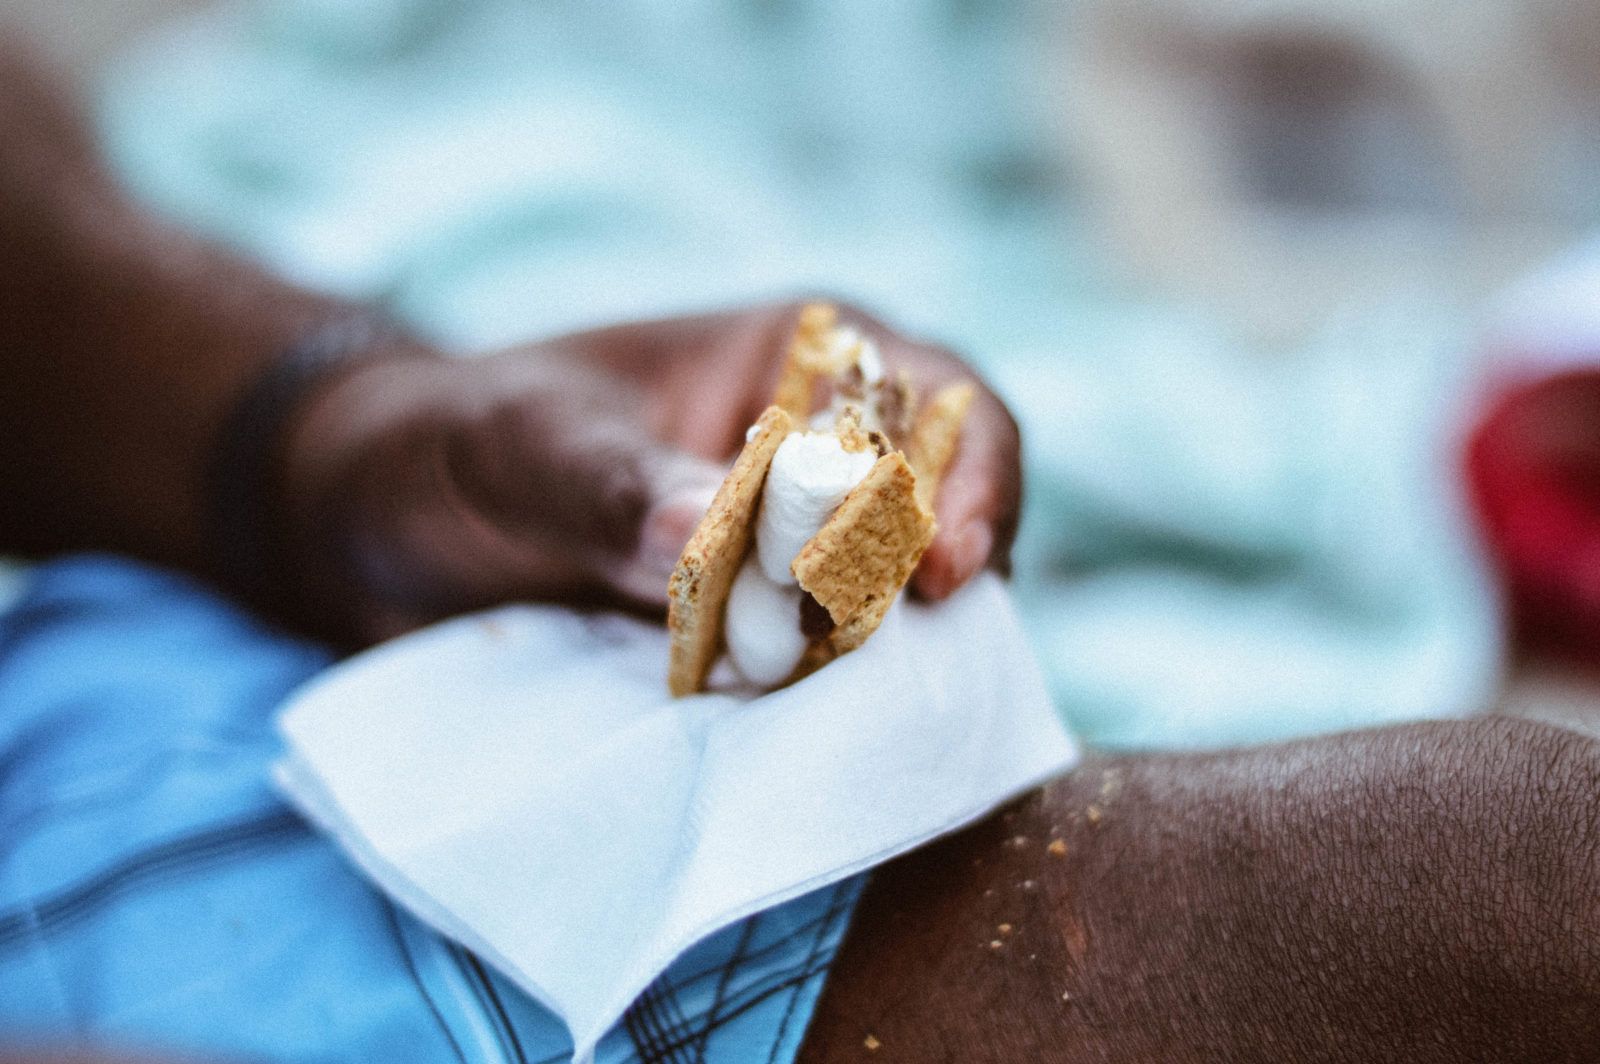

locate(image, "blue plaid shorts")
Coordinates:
0 557 859 1063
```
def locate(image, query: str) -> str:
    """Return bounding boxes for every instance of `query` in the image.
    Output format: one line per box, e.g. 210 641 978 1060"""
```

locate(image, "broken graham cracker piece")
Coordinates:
876 369 918 442
787 383 969 683
791 450 935 664
770 303 858 419
667 405 793 696
833 405 874 454
906 380 975 509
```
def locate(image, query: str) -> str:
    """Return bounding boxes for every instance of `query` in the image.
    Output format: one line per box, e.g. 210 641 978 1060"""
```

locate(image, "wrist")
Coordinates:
206 317 446 638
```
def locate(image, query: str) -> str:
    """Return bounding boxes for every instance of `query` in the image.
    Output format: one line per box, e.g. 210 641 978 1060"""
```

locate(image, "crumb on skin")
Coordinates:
1047 838 1067 857
1086 805 1103 824
989 939 1004 950
998 923 1013 935
864 1033 882 1051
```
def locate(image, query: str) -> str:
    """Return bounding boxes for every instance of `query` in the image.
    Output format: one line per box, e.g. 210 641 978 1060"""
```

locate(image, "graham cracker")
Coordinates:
666 405 793 696
791 451 936 663
771 303 856 419
906 381 975 509
833 405 876 454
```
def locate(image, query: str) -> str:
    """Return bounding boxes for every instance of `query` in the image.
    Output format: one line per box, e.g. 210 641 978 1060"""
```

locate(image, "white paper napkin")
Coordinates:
274 573 1076 1061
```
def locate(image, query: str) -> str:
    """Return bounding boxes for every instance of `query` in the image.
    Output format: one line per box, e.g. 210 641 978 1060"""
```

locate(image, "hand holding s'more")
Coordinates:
667 303 976 696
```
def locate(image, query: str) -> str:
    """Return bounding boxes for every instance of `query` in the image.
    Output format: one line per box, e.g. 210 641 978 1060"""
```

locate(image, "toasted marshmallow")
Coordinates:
754 432 878 586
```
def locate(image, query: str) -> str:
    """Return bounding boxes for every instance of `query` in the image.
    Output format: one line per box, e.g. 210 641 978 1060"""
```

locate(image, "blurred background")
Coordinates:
8 0 1600 748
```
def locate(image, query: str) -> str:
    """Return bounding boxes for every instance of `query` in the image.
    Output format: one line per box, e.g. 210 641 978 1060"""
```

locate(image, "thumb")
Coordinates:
438 384 724 608
605 447 724 605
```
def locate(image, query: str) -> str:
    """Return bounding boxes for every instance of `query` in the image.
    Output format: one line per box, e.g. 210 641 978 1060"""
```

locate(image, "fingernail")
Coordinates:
950 523 993 587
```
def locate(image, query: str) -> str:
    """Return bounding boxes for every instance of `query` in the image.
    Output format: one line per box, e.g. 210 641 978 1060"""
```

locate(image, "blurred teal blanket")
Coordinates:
100 0 1500 744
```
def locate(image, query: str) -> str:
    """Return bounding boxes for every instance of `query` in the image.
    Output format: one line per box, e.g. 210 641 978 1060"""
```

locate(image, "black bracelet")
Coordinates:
204 316 394 613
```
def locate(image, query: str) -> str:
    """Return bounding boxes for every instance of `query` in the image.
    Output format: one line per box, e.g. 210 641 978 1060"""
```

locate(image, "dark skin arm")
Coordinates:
0 40 1019 642
0 39 352 572
801 715 1600 1063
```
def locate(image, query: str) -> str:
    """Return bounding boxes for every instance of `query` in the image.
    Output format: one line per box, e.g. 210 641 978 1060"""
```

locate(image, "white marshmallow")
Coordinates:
856 336 885 385
754 432 878 585
723 556 809 687
720 431 878 688
824 327 884 385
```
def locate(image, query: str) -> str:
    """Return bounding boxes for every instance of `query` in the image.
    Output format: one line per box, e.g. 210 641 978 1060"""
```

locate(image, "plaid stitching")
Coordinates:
621 882 856 1064
631 960 697 1064
382 900 470 1064
644 883 853 1050
469 951 530 1064
626 948 740 1061
448 944 528 1064
626 945 844 1063
0 810 305 950
624 979 683 1063
648 904 840 995
655 953 705 1061
766 885 852 1064
622 979 665 1061
692 912 759 1063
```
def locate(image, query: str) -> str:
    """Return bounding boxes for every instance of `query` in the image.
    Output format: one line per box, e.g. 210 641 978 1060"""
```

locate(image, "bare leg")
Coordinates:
800 716 1600 1063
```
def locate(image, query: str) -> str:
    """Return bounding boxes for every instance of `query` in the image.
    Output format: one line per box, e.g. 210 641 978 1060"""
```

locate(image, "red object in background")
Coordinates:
1467 367 1600 657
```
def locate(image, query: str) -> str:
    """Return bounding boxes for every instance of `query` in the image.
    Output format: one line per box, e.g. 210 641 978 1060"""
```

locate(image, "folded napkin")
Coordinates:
274 573 1074 1061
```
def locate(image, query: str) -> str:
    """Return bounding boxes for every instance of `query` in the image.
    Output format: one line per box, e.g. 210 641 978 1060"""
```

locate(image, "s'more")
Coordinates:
666 303 974 696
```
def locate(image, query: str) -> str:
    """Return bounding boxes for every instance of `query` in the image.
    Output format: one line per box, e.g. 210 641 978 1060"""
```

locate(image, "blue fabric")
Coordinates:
0 557 858 1062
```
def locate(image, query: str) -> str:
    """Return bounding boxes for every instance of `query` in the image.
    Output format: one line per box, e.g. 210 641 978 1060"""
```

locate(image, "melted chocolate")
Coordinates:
799 592 836 640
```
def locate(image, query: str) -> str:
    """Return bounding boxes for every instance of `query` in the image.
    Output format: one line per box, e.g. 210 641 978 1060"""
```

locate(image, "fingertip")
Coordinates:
611 457 722 602
913 547 953 601
950 521 993 588
638 477 719 575
916 521 993 601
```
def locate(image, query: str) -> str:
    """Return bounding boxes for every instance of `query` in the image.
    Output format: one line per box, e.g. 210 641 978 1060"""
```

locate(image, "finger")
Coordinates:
444 380 725 607
552 304 797 460
609 451 724 604
827 309 1022 600
912 387 1022 600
